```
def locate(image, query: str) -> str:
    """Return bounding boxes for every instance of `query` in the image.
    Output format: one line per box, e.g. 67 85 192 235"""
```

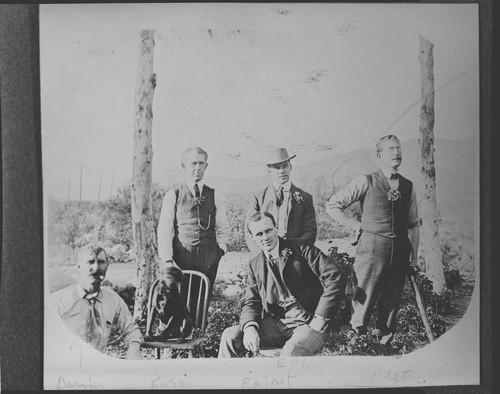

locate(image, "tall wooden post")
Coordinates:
79 163 83 203
418 36 446 295
109 170 114 199
131 30 158 320
67 172 71 203
97 172 102 203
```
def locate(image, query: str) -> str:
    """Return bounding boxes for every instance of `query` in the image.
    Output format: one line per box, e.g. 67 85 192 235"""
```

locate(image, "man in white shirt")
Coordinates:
51 244 143 359
157 147 229 301
326 135 420 345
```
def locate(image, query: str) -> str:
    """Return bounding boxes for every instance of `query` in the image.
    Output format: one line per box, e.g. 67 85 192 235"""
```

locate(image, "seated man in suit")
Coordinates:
50 244 143 359
245 148 317 253
218 212 346 358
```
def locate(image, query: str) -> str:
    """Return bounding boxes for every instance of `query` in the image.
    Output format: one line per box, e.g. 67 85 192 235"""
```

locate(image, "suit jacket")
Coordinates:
239 238 346 330
245 184 317 252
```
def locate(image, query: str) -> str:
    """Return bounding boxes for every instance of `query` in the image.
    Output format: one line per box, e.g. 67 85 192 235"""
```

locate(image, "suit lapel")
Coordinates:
255 252 268 299
377 169 391 192
264 185 278 219
287 184 296 217
277 238 290 275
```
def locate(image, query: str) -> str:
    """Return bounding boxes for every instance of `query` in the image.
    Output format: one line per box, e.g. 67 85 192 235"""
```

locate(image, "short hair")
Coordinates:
181 147 208 164
375 135 401 155
247 211 276 235
78 244 108 264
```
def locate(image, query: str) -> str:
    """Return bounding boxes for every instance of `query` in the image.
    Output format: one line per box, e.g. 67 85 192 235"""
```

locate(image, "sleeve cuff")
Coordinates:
408 218 422 229
243 321 259 332
309 315 329 333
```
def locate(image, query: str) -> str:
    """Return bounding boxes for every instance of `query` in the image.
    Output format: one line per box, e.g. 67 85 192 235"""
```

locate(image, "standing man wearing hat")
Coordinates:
326 135 420 345
245 148 317 253
50 244 143 359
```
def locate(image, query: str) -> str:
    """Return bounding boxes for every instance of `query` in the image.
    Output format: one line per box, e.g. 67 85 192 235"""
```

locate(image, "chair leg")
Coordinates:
188 349 195 358
198 346 205 358
155 348 161 359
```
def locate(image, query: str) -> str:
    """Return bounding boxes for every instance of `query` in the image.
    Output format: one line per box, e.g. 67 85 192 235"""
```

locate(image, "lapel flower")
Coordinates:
191 195 206 208
281 248 292 259
292 191 304 204
387 189 401 202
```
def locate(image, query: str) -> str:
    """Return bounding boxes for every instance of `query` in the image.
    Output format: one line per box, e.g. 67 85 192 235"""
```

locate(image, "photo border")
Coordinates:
0 1 492 391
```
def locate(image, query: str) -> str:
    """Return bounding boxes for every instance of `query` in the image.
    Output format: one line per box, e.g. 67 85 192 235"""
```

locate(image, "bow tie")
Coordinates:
390 173 399 180
85 292 98 302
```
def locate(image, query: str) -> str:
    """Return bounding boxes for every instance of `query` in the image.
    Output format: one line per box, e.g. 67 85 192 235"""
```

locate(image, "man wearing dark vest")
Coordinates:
157 147 229 300
245 148 317 253
326 135 420 345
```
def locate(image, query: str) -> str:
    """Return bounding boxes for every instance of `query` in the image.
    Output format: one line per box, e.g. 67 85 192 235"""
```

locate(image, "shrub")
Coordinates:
203 282 242 357
223 193 250 252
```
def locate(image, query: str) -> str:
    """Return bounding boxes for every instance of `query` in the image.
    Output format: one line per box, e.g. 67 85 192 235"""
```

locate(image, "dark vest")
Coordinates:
174 183 217 246
360 170 412 238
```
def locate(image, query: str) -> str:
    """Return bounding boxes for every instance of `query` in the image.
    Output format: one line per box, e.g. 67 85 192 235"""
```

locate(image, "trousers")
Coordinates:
350 231 411 335
218 314 326 358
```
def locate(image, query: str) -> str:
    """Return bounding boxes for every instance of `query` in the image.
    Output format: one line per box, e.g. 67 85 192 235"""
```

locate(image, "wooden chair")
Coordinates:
142 270 210 358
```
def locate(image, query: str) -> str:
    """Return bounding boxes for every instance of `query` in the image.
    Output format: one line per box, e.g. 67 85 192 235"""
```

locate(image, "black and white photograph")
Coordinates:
39 3 483 390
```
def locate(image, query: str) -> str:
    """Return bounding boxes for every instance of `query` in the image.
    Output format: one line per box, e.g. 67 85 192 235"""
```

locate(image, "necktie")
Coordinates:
86 294 103 347
276 186 284 207
194 183 201 198
268 256 286 296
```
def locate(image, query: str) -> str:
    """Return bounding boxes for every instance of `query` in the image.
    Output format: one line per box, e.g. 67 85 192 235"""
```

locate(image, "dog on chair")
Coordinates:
145 264 193 343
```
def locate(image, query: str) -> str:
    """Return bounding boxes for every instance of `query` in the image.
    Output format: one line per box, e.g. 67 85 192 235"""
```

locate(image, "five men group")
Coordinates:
51 134 420 359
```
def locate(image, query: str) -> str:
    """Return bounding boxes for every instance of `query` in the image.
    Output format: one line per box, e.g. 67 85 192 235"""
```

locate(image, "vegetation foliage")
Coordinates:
48 182 475 359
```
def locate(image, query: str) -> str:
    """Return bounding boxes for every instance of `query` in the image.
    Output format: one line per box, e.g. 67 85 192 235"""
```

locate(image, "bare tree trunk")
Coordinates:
131 30 158 320
418 36 446 295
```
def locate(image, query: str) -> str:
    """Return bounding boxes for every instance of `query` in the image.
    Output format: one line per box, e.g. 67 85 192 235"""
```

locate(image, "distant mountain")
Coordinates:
290 137 477 202
160 137 477 202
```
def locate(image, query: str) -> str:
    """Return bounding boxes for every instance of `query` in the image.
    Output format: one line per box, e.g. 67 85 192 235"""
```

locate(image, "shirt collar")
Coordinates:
77 284 102 301
273 180 291 192
186 181 205 194
380 167 398 179
266 239 281 261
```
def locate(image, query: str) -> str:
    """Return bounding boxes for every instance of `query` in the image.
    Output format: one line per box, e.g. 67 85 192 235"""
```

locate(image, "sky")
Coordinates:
40 3 479 202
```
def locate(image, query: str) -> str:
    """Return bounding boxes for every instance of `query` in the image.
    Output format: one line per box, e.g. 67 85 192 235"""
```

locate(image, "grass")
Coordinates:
103 250 475 360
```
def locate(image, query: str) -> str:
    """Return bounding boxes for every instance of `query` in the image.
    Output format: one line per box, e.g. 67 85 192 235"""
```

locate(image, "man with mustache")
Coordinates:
245 148 317 253
50 244 143 359
218 211 346 358
326 135 421 345
157 147 229 306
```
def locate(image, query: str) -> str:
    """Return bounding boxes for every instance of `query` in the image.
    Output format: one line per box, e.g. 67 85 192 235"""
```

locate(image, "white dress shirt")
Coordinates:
326 169 420 229
273 180 292 238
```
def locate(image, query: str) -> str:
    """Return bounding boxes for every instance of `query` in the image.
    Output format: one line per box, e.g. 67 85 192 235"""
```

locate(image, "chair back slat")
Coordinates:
185 274 193 311
143 270 211 357
181 270 210 331
146 270 211 336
